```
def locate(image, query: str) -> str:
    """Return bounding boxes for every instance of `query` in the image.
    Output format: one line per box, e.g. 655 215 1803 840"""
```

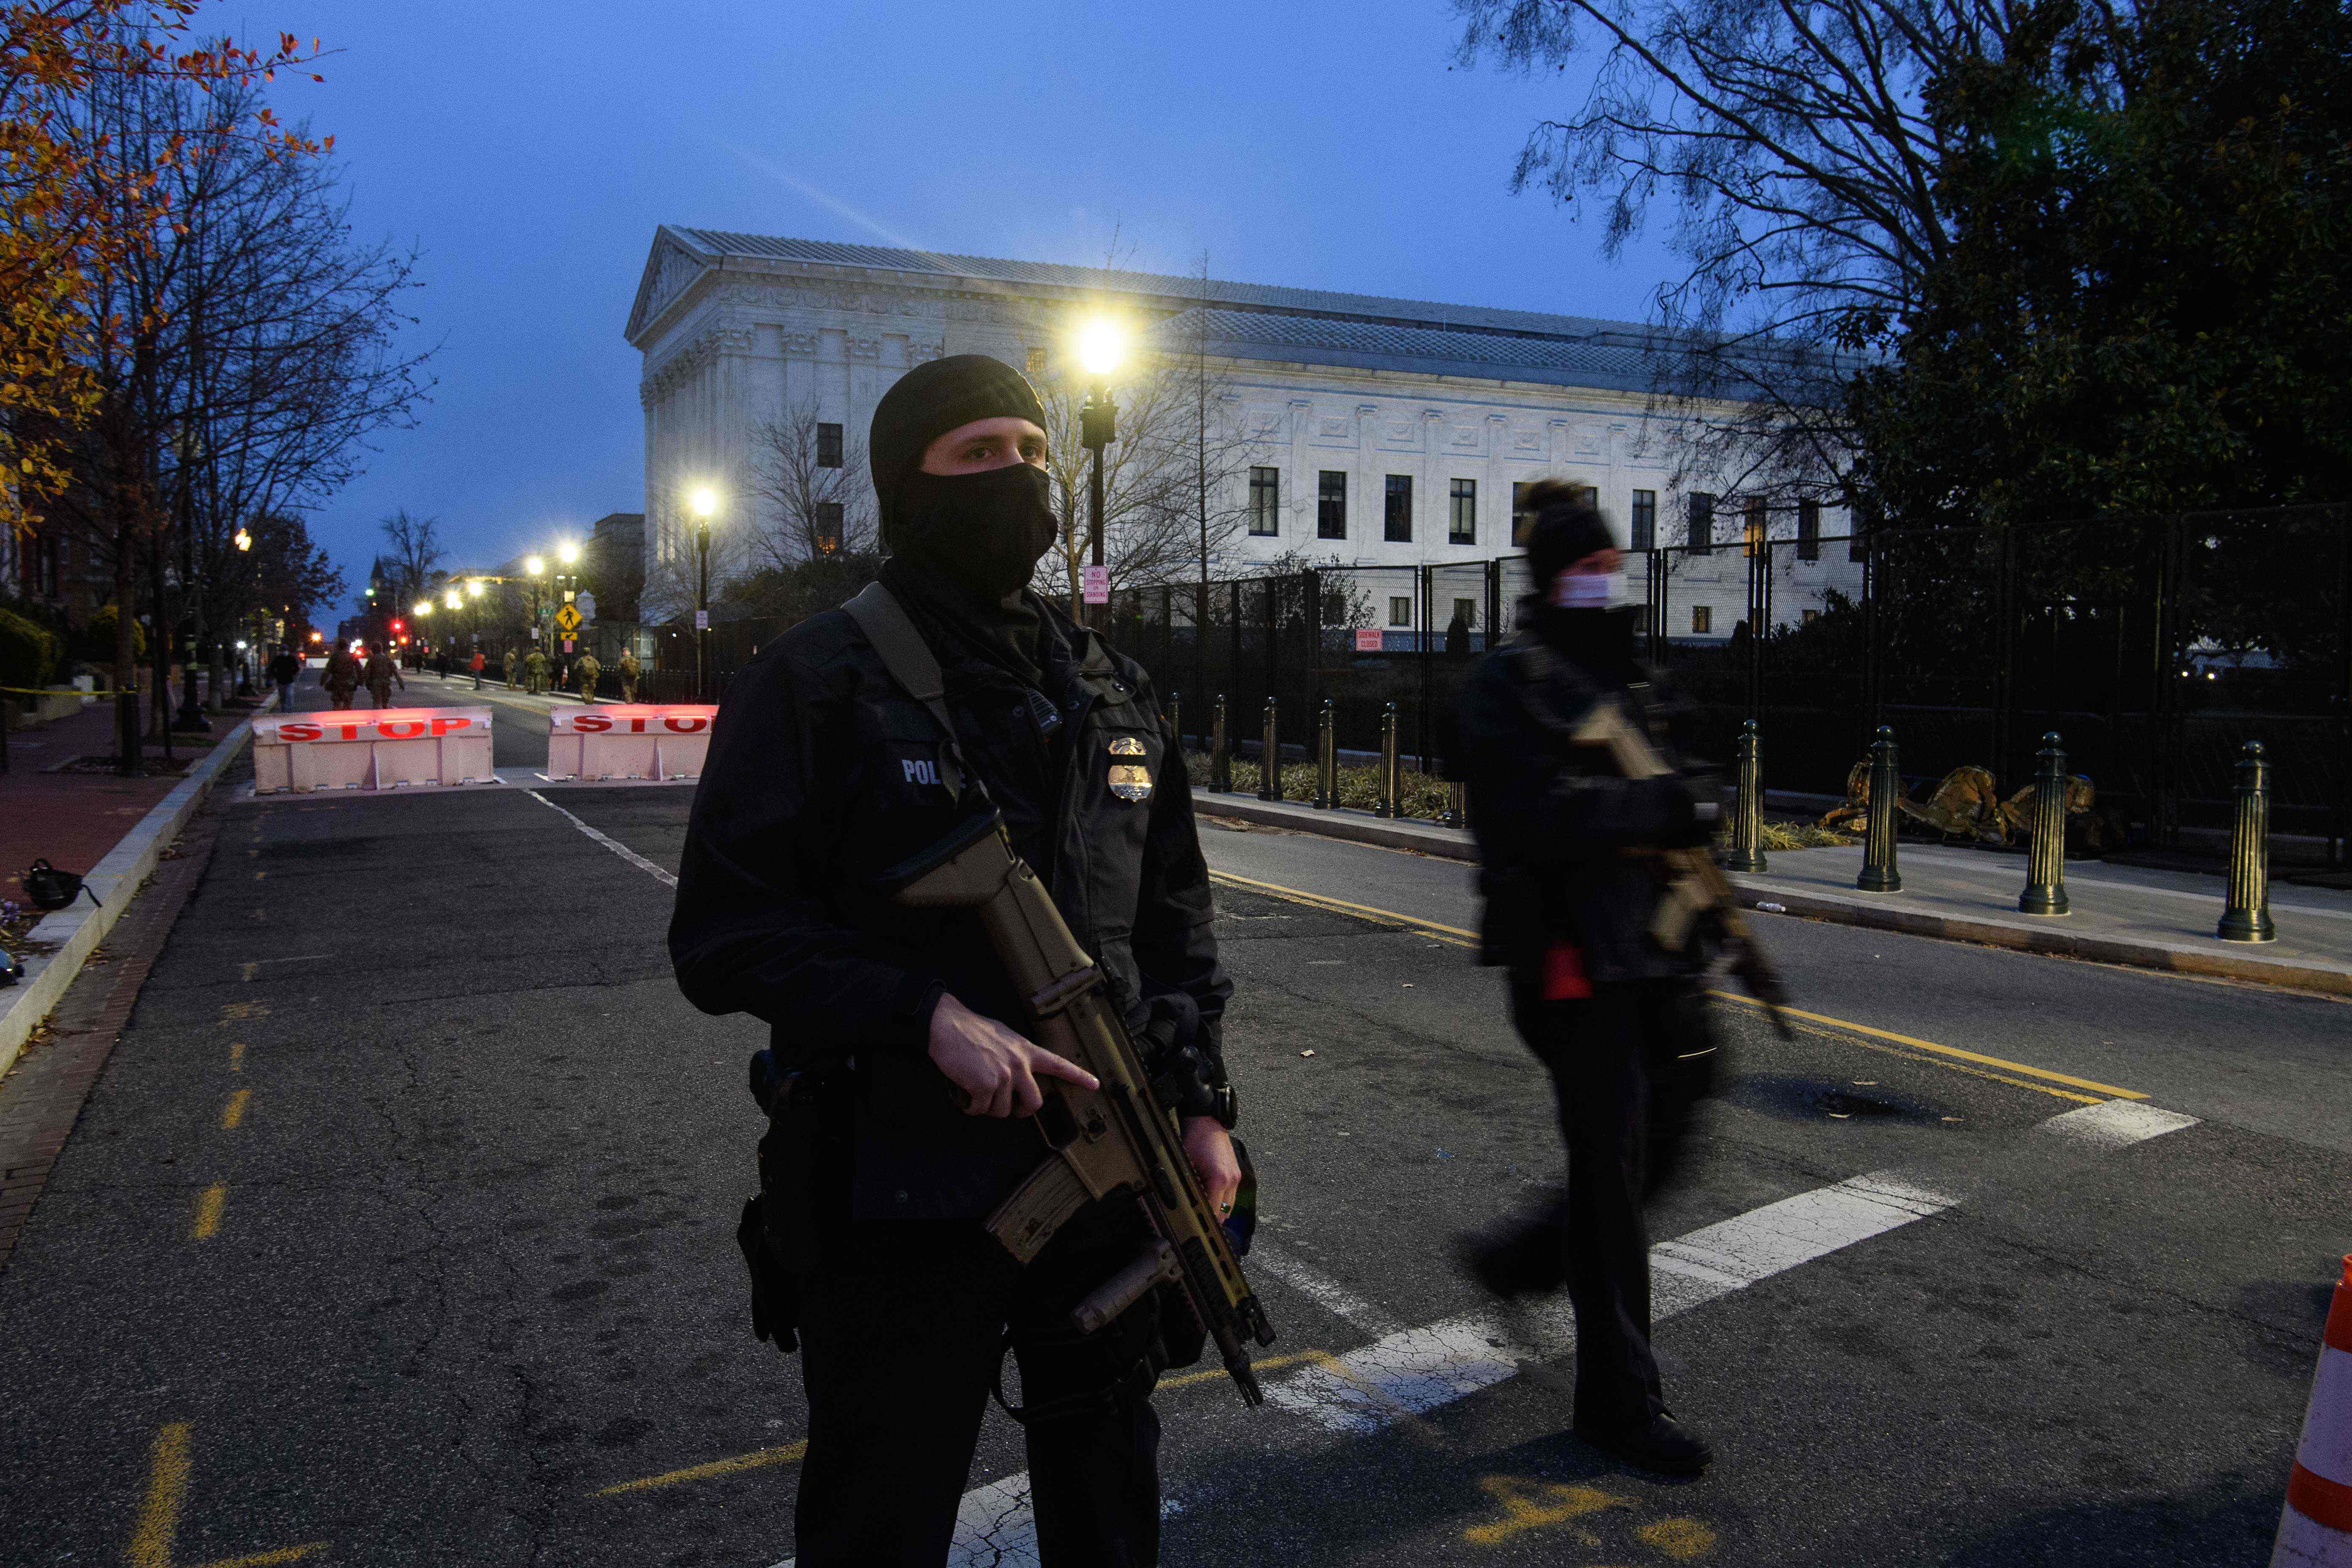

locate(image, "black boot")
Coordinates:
1572 1409 1713 1477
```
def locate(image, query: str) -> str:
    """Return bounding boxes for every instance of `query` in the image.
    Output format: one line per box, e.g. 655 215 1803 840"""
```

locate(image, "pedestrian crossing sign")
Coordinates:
554 604 583 634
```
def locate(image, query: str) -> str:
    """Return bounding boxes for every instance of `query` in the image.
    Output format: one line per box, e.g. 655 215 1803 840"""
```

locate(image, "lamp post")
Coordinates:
555 539 582 686
231 526 255 696
172 427 210 735
525 554 547 677
689 487 718 701
1076 319 1123 632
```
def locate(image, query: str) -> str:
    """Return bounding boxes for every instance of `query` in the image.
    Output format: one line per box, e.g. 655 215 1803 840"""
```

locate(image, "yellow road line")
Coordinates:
1159 1348 1324 1392
229 1042 245 1073
189 1544 328 1568
594 1440 809 1497
192 1184 228 1241
1209 871 1478 949
1708 992 2147 1100
221 1090 251 1130
131 1423 192 1568
1211 868 2146 1102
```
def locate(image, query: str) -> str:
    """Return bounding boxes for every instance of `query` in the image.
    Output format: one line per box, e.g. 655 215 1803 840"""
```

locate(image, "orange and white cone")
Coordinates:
2276 1255 2352 1566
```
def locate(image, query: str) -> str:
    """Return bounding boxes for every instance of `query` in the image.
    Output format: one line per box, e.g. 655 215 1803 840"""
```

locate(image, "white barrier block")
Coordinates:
251 708 497 795
544 705 716 781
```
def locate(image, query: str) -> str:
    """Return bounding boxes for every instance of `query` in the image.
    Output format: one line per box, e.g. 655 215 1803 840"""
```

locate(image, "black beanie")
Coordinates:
868 354 1048 534
1522 479 1618 585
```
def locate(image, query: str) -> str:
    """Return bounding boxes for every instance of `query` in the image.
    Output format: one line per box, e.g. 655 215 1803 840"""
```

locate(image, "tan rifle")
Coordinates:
888 810 1279 1405
1571 697 1796 1039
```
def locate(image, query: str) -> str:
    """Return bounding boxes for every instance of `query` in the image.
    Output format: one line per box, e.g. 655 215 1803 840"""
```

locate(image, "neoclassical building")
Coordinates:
624 226 1858 637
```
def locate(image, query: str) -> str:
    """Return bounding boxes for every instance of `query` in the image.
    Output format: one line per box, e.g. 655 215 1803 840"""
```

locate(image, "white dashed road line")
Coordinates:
765 1095 2200 1568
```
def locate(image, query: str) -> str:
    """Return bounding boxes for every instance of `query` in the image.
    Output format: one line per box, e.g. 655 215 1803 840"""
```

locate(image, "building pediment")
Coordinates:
624 226 720 345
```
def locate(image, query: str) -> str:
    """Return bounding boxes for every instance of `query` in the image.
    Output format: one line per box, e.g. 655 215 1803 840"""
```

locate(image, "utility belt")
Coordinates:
733 1048 839 1357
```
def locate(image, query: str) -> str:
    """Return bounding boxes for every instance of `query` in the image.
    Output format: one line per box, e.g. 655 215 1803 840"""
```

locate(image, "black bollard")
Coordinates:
1314 698 1336 810
1210 694 1230 793
1726 718 1766 874
2018 732 2070 916
1857 726 1903 892
2217 740 2276 942
1375 702 1401 819
1168 691 1182 757
1258 698 1282 801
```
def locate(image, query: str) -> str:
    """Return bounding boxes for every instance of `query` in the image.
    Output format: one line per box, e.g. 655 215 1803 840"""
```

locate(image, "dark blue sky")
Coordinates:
258 1 1674 595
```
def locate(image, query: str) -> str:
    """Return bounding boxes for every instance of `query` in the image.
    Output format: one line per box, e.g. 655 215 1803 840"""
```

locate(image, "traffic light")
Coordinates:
390 618 405 634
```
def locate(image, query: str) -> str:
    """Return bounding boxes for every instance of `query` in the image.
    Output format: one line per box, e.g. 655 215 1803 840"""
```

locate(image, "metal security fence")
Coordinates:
651 502 2347 863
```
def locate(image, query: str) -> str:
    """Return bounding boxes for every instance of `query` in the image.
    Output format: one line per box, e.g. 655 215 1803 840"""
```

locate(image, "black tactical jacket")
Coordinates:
669 594 1230 1222
1459 625 1715 987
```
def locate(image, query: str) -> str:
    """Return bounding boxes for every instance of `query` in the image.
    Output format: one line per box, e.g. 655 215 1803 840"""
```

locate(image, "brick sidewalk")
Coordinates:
1 701 182 909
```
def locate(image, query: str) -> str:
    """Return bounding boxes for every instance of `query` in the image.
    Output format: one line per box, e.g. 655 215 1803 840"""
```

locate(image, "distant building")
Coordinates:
624 227 1859 640
586 512 645 623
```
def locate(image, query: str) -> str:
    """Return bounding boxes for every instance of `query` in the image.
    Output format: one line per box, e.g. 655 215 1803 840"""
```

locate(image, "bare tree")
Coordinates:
1451 0 2122 501
1021 327 1259 611
747 400 876 569
376 509 443 610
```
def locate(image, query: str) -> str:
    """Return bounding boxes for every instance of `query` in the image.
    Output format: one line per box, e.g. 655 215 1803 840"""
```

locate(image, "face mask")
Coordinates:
1549 570 1620 610
888 462 1059 601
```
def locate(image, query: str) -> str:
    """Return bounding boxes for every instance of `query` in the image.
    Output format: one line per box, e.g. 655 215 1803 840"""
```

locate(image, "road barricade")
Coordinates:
2276 1254 2352 1565
252 709 497 795
544 705 717 782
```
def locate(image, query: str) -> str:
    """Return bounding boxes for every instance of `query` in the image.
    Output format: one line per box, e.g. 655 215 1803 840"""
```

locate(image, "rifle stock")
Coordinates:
1571 700 1797 1039
891 813 1278 1405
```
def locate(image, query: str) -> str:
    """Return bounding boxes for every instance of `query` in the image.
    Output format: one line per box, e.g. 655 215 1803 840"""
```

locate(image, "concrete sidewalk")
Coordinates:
1190 789 2352 995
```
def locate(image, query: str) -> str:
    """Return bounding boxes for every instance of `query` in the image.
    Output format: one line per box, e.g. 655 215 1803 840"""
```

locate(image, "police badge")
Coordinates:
1107 735 1154 802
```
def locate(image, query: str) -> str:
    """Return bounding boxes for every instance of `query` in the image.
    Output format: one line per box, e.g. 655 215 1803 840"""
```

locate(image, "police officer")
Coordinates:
573 650 602 702
503 645 520 689
670 354 1239 1567
1455 479 1722 1478
321 643 360 710
523 645 548 694
616 647 640 705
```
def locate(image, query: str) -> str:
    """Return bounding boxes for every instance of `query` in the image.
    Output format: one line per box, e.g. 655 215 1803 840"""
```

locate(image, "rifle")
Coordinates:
882 809 1279 1406
1571 697 1796 1040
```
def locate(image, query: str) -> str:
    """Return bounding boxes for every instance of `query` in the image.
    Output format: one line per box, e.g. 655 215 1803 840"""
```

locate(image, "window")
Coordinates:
1026 346 1048 376
1448 478 1476 545
1797 501 1820 561
1511 482 1535 546
1849 514 1868 563
1384 475 1413 542
1318 472 1348 539
1687 492 1715 554
1801 608 1820 625
1630 490 1657 551
1451 596 1478 629
817 423 844 469
814 502 843 555
1744 496 1766 551
1389 596 1413 627
1576 485 1599 511
1249 468 1280 537
1692 604 1713 634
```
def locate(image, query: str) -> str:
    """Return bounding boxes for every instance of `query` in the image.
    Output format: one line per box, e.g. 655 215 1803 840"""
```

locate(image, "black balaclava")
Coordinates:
868 354 1059 679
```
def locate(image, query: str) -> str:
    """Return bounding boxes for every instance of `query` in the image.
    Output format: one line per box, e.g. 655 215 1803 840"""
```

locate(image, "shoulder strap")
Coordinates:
841 581 967 798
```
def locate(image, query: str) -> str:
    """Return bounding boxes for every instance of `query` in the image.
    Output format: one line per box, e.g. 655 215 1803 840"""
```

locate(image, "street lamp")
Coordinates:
1075 317 1125 630
466 578 484 597
689 486 719 701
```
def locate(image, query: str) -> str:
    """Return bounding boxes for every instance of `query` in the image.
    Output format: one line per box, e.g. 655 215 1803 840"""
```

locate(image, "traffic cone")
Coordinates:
2275 1255 2352 1566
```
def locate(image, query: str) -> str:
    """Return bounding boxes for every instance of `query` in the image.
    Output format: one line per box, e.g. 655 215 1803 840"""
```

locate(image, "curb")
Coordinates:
1195 794 1476 861
1192 792 2349 996
1732 883 2352 997
0 713 259 1077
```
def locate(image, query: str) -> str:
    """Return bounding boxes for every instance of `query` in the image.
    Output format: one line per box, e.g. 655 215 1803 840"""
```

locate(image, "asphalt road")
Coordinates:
0 675 2342 1567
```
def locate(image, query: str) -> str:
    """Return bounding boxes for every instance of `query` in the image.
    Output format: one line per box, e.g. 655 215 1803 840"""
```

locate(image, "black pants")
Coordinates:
793 1203 1164 1567
1509 977 1679 1428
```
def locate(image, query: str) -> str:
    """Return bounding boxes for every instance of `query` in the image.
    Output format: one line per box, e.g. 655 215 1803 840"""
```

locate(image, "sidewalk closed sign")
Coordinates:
1081 565 1110 605
1354 628 1384 653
